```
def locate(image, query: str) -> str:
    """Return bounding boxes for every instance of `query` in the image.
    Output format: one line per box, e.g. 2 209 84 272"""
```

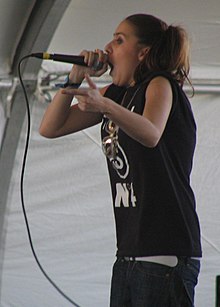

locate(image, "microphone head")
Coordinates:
92 53 108 71
93 61 104 71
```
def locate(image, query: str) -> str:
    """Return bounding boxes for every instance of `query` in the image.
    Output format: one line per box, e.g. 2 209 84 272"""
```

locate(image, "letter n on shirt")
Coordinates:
115 183 137 208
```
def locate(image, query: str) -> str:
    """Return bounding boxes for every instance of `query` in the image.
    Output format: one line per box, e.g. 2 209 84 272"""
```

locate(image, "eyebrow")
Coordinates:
113 32 127 37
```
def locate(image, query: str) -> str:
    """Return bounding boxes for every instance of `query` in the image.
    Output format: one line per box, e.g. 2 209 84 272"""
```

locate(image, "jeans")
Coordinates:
110 257 200 307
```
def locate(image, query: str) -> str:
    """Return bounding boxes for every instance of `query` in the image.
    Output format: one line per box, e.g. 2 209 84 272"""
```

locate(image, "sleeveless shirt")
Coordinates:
101 72 202 258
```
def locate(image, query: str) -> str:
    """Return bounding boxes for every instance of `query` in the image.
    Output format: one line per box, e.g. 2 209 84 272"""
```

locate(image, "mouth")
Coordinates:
107 61 114 75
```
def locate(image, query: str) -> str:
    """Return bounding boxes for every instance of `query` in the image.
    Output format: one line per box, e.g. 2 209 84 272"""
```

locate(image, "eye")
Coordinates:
115 37 123 44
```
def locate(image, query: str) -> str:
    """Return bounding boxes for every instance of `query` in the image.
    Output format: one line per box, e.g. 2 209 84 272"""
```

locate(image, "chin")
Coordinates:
111 75 119 86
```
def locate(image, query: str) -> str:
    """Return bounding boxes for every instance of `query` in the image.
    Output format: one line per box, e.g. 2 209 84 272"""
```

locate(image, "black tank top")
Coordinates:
102 72 202 257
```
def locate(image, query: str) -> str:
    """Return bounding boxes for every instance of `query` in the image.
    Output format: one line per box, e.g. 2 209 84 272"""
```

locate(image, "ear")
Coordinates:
138 47 149 61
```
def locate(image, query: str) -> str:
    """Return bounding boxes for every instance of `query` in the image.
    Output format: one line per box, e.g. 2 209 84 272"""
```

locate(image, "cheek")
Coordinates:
112 50 140 85
120 56 139 77
117 53 137 71
122 49 140 67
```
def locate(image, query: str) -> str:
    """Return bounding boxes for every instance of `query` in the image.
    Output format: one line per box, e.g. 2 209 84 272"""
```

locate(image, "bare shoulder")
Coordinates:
143 75 173 117
145 76 172 100
147 75 172 91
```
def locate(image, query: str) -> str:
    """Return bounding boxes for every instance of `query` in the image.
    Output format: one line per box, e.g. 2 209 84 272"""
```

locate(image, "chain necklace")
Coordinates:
102 85 142 160
121 85 141 108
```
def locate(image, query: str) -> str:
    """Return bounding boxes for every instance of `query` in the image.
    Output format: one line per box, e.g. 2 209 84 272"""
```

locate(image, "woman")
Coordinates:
39 13 202 307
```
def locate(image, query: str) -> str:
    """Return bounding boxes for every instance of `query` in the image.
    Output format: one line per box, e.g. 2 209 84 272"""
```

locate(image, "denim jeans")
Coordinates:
110 257 200 307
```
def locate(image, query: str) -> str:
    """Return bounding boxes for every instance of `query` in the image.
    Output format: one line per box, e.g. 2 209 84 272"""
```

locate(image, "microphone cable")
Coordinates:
18 54 81 307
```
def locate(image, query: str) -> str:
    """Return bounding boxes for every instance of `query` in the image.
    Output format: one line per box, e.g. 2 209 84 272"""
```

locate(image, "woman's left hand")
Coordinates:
61 74 108 113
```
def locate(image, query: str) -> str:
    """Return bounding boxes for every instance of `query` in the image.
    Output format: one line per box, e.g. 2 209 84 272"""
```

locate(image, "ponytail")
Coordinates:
126 14 191 86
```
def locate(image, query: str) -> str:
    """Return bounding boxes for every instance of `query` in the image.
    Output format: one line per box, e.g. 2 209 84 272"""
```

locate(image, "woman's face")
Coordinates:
105 20 146 87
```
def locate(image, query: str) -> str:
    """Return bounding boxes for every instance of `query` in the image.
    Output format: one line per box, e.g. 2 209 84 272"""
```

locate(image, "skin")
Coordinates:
39 20 172 148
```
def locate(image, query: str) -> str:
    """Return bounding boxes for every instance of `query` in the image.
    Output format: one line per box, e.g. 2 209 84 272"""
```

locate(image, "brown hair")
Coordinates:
125 14 191 86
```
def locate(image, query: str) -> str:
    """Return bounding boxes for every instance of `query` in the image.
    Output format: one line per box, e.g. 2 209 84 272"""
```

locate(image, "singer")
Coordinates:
39 14 202 307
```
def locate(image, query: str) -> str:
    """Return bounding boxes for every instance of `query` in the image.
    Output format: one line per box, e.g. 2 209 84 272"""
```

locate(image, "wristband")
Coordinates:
55 74 81 88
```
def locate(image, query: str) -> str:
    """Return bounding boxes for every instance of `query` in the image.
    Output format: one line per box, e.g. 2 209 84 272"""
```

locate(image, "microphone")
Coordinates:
30 52 105 71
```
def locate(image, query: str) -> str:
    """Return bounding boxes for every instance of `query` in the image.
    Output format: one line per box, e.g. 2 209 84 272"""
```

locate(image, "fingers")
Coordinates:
85 74 97 89
80 50 97 68
80 49 108 70
82 50 96 67
95 48 108 64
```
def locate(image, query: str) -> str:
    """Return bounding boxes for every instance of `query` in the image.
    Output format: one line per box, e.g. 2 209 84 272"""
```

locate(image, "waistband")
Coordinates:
119 255 201 267
120 256 178 267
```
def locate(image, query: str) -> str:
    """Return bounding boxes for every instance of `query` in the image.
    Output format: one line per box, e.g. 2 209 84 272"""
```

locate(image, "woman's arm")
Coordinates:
39 89 104 138
39 50 108 138
62 75 173 147
107 76 173 147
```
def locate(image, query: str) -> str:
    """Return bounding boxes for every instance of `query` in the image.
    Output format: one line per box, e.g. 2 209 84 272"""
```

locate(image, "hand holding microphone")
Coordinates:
31 49 108 85
81 49 108 71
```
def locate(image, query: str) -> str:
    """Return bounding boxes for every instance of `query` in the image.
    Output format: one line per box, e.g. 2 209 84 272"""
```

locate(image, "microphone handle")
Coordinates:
31 52 103 70
52 54 87 66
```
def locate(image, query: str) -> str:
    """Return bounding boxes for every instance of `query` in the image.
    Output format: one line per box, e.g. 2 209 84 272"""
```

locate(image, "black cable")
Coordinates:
18 55 81 307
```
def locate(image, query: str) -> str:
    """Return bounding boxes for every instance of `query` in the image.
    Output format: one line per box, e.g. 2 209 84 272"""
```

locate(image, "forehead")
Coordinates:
114 20 136 37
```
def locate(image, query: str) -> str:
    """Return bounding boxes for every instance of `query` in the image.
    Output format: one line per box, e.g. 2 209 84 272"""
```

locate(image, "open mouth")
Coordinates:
108 61 114 74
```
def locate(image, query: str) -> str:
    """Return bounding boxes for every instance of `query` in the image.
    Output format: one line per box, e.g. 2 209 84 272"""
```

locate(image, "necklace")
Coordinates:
120 85 141 109
102 85 142 160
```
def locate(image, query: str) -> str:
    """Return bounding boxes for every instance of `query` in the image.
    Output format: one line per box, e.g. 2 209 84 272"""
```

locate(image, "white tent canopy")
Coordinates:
0 1 220 306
